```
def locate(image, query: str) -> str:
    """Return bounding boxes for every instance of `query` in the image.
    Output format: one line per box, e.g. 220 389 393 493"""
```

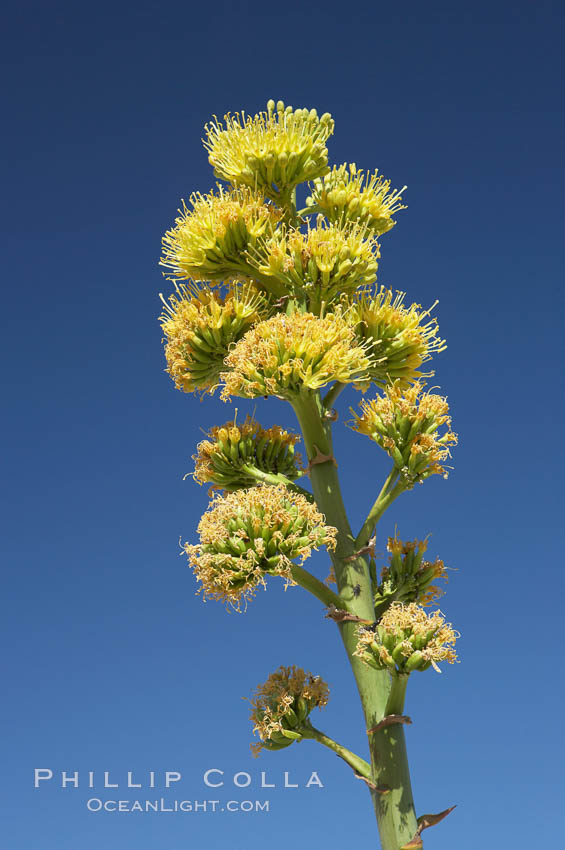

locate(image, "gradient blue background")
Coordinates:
2 1 563 847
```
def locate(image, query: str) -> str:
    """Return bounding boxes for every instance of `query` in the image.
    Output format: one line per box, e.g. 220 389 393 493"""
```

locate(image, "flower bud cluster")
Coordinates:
250 219 379 310
221 311 372 400
204 100 334 200
250 666 329 755
184 484 337 607
193 417 303 491
306 163 406 235
376 536 447 607
350 287 445 388
351 381 457 485
159 283 264 393
355 603 458 674
160 186 281 282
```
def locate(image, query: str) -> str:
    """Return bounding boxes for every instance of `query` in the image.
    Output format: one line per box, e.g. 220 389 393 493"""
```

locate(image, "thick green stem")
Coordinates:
304 722 372 778
291 391 370 595
371 675 417 849
290 563 344 610
291 389 418 849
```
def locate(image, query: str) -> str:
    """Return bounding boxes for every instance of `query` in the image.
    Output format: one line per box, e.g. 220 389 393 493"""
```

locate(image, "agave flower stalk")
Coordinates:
158 99 460 850
291 388 421 846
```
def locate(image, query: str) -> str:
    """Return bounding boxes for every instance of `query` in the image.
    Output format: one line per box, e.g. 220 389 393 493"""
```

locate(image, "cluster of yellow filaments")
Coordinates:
250 666 329 755
306 163 406 235
184 484 337 607
249 218 379 311
221 311 373 400
204 100 334 200
160 186 281 282
376 536 447 607
351 381 457 485
350 287 446 388
193 417 303 491
355 603 459 674
159 283 264 393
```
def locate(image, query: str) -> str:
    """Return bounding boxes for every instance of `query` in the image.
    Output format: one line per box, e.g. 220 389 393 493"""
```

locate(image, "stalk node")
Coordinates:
325 606 372 625
345 534 376 561
367 714 413 734
354 773 389 794
306 445 338 471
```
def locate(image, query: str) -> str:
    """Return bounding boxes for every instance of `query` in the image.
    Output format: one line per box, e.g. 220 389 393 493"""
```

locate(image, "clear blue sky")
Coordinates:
2 1 563 847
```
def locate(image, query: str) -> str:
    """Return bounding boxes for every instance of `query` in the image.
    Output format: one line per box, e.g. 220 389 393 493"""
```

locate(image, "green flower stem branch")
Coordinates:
289 563 344 610
232 261 288 298
385 674 409 716
292 390 418 848
297 204 320 217
322 380 346 410
302 722 372 779
239 464 312 499
355 468 405 550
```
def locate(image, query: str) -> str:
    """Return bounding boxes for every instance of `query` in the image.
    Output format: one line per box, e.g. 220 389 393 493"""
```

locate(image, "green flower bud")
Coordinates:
184 484 337 608
221 311 373 401
375 536 448 606
159 283 265 394
306 162 406 235
160 186 281 283
350 381 458 486
250 666 329 756
193 416 303 491
355 603 459 675
248 218 378 312
204 102 334 201
348 287 446 389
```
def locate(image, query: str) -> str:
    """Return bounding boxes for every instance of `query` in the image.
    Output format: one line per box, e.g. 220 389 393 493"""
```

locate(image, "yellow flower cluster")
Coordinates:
159 283 264 393
221 312 372 400
250 666 329 754
350 287 446 388
355 603 458 674
351 381 457 485
377 536 447 607
193 417 303 491
160 186 281 283
250 219 379 311
204 100 334 199
184 484 337 607
306 163 406 235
